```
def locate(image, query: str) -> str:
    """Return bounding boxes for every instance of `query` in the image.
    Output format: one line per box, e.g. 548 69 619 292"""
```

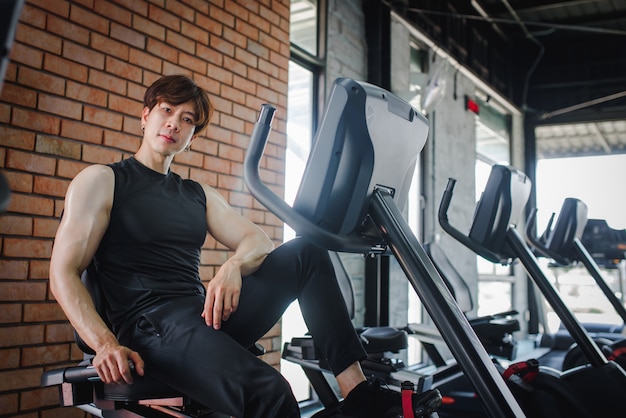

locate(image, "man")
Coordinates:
49 74 409 417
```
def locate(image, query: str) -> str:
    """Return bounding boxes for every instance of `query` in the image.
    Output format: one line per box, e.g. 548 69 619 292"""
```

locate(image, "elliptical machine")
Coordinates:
244 77 525 417
439 165 626 416
526 197 626 371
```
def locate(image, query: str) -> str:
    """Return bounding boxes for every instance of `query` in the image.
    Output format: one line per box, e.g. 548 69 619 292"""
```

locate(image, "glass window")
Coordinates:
281 62 315 403
290 0 318 55
475 100 513 315
283 0 325 405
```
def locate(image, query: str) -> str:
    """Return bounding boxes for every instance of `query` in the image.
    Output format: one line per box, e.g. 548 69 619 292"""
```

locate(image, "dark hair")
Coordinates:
143 75 213 134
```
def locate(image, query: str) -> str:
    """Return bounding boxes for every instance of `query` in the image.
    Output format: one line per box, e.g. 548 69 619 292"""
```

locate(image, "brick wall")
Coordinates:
0 0 290 416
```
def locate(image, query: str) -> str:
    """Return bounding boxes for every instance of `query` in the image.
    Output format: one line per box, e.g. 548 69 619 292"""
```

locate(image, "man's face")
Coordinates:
141 100 198 155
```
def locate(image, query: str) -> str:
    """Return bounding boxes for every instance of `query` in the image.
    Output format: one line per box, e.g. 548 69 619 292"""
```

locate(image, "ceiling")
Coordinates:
390 0 626 159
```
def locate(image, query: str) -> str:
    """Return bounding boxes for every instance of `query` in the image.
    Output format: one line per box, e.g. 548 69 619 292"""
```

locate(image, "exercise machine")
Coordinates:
41 262 235 418
244 77 524 417
439 164 626 416
526 197 626 370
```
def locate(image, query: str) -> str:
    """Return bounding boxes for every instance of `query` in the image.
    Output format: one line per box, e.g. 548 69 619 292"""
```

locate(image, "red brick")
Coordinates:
26 0 70 17
127 80 147 102
0 305 21 329
149 3 181 30
203 154 230 174
22 344 69 367
83 106 123 131
189 167 217 187
0 103 10 123
169 0 195 22
33 176 69 199
6 149 56 176
0 257 30 282
235 20 259 43
0 325 45 348
63 41 105 70
196 14 223 37
0 348 20 368
2 237 53 259
181 21 209 44
146 38 179 63
207 63 233 86
0 126 36 150
69 4 109 35
24 303 66 322
255 84 279 104
179 51 207 74
217 173 243 192
18 66 66 96
103 129 140 152
221 85 246 106
121 115 142 135
0 83 37 108
46 15 90 45
110 22 145 49
173 149 203 167
210 7 235 28
0 215 32 236
45 323 74 344
92 33 130 61
11 108 61 135
128 49 162 73
21 385 61 410
11 45 41 72
2 171 33 194
6 193 54 216
0 367 43 391
133 15 166 41
35 134 82 159
219 113 245 133
162 62 189 77
182 0 208 14
94 0 132 25
43 54 87 83
229 29 252 52
250 11 271 34
108 94 142 116
15 25 62 55
59 120 103 146
229 191 253 208
30 260 51 280
210 36 235 57
166 30 196 53
57 159 89 179
19 3 47 29
82 144 123 164
38 94 83 120
66 81 107 107
0 393 18 416
86 70 125 96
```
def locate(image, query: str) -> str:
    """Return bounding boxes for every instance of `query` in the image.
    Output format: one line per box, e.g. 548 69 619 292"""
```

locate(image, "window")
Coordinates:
282 0 326 405
290 0 318 56
474 98 514 316
280 62 315 402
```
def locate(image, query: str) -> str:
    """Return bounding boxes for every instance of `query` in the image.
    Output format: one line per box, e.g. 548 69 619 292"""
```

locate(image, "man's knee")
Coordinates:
281 237 330 265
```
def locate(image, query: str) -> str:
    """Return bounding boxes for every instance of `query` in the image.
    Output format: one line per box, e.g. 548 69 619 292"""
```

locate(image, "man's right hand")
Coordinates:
93 343 145 384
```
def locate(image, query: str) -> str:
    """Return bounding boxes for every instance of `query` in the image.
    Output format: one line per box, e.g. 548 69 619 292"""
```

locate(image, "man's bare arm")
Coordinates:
49 165 144 383
200 184 274 329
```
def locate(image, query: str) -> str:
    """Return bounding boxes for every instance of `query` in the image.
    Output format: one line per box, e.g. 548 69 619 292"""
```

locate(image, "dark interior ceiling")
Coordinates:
389 0 626 158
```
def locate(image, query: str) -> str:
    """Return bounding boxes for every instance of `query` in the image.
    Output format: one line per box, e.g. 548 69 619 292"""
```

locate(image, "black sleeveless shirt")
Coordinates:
94 157 208 333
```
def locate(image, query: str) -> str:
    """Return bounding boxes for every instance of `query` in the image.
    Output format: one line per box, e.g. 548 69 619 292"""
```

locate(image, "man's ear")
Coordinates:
141 106 150 125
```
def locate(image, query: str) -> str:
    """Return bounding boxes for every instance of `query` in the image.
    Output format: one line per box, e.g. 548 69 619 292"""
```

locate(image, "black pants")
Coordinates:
124 238 366 418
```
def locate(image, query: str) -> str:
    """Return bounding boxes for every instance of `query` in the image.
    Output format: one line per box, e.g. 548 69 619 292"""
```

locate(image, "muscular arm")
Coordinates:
49 165 144 383
200 184 274 329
